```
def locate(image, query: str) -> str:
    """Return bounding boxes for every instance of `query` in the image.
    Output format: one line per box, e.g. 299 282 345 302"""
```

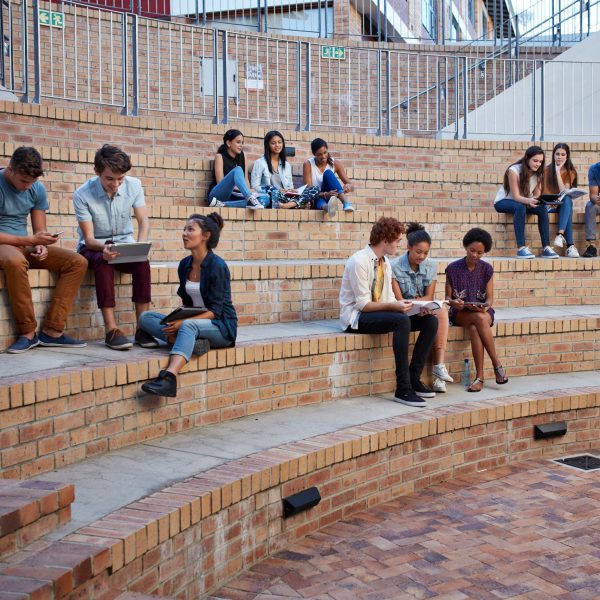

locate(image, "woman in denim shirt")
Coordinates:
139 212 237 397
390 223 453 393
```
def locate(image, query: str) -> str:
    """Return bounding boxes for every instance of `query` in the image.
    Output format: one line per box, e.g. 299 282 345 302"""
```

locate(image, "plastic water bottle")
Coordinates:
462 358 471 388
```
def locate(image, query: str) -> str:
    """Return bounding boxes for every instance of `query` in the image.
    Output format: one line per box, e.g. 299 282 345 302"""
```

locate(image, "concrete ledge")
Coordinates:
2 387 600 598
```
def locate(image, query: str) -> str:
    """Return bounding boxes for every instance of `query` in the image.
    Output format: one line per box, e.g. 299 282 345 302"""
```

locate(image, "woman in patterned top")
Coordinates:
445 228 508 393
391 223 453 393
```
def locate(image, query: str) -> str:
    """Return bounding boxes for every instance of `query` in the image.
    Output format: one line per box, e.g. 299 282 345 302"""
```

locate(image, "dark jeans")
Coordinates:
495 198 550 248
80 247 151 308
314 169 344 210
355 311 438 393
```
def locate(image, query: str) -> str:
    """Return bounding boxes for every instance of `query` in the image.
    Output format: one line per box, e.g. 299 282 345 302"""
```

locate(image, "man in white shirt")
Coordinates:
340 217 438 407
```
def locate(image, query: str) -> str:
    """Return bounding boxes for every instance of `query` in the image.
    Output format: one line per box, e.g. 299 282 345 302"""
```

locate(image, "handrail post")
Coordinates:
540 60 545 141
462 56 467 139
296 41 301 131
31 0 40 103
385 50 391 135
121 15 128 115
20 0 30 102
130 14 139 115
304 42 310 131
212 30 218 123
454 57 459 140
221 30 228 124
377 49 382 136
531 59 536 140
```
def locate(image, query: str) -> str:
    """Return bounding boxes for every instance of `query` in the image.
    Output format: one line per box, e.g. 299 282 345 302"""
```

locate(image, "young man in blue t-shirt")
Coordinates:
583 162 600 257
0 147 88 353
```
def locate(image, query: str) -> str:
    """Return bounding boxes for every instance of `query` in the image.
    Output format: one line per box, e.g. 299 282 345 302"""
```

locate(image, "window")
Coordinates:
422 0 435 36
468 0 475 24
451 15 461 41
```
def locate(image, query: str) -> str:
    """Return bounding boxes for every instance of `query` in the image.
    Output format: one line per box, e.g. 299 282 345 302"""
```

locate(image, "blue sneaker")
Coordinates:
342 201 355 212
539 246 559 259
516 246 535 259
6 335 40 354
38 332 87 348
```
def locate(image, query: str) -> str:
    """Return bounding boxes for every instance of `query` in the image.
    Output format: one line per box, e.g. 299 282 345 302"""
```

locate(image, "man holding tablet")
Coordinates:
75 144 155 350
0 147 88 353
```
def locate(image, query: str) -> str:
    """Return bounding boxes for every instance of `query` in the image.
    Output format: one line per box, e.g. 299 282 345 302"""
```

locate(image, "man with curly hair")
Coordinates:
339 217 438 407
0 146 88 353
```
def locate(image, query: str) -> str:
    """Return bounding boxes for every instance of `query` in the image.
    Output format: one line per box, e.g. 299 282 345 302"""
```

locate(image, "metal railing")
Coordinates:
1 0 28 95
3 0 600 140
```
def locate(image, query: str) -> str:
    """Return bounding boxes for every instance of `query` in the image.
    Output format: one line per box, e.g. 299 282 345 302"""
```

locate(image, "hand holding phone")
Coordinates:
52 231 64 238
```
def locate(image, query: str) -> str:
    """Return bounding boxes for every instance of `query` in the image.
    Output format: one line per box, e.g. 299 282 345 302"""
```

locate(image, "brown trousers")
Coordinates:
0 244 87 334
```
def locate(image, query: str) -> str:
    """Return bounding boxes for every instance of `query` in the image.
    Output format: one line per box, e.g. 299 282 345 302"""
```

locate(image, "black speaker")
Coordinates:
285 146 296 157
282 486 321 518
534 421 567 440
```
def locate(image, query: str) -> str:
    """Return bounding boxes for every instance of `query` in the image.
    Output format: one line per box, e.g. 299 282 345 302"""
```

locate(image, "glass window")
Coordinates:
468 0 475 24
422 0 435 35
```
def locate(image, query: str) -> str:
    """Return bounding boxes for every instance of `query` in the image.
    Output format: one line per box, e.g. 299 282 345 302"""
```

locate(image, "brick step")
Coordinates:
40 206 595 265
1 307 599 479
100 592 178 600
2 103 599 214
0 383 599 598
0 479 74 560
1 254 599 349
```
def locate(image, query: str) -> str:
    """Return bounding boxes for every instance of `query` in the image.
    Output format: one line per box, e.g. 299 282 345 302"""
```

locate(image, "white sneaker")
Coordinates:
209 197 225 208
553 233 566 248
431 364 454 383
432 378 447 393
565 245 580 258
326 196 338 217
246 194 264 210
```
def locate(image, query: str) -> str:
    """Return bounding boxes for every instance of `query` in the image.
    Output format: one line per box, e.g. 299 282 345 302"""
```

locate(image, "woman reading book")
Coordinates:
494 146 558 259
445 228 507 393
138 213 237 397
390 223 453 393
543 143 580 258
250 130 319 209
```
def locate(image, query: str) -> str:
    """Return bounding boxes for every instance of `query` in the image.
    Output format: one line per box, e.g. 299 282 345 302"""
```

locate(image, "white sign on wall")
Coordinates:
245 63 264 90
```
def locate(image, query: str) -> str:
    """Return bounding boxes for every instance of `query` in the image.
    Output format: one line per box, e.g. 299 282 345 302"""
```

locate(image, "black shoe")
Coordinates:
134 328 159 348
105 328 133 350
141 370 177 397
193 338 211 357
411 379 436 398
582 244 597 258
393 389 427 407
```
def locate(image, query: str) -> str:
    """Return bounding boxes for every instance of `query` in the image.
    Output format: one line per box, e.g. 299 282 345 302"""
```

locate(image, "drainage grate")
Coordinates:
554 455 600 471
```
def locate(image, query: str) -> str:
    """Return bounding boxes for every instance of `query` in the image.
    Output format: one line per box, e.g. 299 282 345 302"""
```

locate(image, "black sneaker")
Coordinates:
582 244 597 258
141 370 177 397
193 338 211 357
134 328 159 348
105 328 133 350
411 379 436 398
393 389 427 407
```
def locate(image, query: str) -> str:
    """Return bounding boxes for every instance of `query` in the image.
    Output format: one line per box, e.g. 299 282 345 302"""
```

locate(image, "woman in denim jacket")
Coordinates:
139 212 237 397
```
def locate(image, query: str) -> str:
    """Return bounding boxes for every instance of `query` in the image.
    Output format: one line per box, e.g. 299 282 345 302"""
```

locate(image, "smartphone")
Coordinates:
52 231 65 237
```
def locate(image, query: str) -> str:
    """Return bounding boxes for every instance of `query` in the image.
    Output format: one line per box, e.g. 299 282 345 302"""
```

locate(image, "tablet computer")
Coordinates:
107 242 152 264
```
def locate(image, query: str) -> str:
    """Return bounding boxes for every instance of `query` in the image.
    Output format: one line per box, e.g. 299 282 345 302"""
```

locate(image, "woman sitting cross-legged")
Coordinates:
139 213 237 397
207 129 263 210
445 227 508 393
250 130 320 209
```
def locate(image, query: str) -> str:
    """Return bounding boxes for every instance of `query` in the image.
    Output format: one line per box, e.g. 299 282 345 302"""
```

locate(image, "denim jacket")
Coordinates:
177 251 237 344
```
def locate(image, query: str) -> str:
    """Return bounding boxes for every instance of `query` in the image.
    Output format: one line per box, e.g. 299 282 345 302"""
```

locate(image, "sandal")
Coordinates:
494 365 508 385
467 377 484 393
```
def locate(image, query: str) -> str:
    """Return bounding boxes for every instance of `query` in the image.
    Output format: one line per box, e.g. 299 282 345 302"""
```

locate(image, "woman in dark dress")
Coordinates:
445 228 507 392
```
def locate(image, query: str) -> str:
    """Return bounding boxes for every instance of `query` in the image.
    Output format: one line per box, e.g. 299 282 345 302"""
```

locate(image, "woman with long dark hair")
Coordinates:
303 138 355 216
543 143 580 257
494 145 558 259
138 213 237 397
250 130 319 209
207 129 262 210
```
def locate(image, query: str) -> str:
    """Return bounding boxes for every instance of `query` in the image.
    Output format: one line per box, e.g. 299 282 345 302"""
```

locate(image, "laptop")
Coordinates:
107 242 152 264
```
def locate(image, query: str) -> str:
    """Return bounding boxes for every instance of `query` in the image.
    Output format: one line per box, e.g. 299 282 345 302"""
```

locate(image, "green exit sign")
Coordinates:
321 46 346 60
39 9 64 28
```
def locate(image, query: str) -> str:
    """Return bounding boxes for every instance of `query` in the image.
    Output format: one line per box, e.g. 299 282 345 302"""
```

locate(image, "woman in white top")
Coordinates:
303 138 355 217
250 131 319 209
494 145 558 259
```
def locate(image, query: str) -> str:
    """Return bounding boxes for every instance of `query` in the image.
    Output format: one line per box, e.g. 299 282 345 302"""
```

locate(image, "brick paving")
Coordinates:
211 459 600 599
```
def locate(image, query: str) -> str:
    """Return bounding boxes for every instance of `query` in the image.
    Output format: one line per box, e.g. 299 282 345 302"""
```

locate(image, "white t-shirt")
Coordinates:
494 164 538 204
307 156 335 188
185 280 206 309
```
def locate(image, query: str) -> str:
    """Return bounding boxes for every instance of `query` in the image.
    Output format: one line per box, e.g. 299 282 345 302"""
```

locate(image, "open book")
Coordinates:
539 188 586 205
403 300 447 317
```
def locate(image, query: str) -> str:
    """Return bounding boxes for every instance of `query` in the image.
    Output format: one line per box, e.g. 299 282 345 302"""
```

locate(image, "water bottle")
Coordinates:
462 358 471 387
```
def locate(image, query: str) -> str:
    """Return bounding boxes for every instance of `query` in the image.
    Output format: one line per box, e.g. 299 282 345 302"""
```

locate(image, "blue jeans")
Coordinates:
139 311 230 362
314 169 344 210
495 198 550 248
208 167 251 208
548 194 574 245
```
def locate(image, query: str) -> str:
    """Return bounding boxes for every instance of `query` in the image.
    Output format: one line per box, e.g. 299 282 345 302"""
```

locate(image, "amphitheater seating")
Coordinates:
0 103 599 598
